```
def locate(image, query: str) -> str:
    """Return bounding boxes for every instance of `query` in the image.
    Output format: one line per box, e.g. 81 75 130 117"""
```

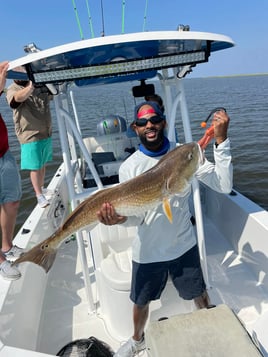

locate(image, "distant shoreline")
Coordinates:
195 72 268 79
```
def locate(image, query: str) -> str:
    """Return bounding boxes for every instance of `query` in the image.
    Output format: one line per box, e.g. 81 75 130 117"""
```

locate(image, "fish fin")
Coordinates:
163 198 173 223
12 239 57 273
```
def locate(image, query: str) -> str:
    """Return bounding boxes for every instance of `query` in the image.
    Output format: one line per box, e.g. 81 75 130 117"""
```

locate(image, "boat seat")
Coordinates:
90 223 136 339
83 133 139 161
100 247 132 290
91 151 116 166
90 223 136 290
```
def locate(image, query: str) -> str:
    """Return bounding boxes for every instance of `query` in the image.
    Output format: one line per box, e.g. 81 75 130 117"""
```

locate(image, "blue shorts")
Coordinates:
21 137 52 170
0 150 22 204
130 245 206 305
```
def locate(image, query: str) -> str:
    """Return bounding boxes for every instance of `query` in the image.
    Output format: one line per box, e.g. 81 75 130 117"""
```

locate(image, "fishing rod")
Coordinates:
71 0 84 40
122 0 126 34
143 0 148 32
200 107 227 128
198 107 227 149
85 0 95 38
100 0 105 36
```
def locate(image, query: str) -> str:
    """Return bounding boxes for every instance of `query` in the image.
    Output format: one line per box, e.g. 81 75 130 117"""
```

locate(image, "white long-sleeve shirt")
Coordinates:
119 139 233 264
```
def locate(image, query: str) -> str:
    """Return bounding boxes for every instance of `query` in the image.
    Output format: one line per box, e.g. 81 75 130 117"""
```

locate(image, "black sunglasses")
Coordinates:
134 115 165 127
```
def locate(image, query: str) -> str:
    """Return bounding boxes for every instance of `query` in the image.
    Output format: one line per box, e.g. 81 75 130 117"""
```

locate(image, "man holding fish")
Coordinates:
97 100 232 357
13 96 232 357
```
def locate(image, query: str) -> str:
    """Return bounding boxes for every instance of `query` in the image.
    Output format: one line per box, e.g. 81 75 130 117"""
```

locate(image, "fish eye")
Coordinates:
188 152 193 160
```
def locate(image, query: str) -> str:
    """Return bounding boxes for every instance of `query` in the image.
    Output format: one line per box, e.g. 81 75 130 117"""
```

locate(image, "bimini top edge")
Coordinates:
7 30 235 87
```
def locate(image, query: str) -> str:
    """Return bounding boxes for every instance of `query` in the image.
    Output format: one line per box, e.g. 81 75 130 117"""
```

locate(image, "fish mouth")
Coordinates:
197 143 205 165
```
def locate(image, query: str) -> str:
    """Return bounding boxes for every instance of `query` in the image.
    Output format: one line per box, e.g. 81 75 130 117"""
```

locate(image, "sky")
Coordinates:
1 0 268 78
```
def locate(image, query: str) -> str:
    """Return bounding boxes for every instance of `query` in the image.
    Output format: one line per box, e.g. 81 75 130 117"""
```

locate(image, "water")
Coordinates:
0 75 267 235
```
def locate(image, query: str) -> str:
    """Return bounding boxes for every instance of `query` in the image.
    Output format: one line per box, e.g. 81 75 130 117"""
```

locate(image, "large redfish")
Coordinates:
14 142 201 273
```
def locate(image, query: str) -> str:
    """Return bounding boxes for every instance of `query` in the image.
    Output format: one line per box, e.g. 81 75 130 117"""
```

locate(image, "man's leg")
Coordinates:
30 166 45 196
194 290 211 309
0 204 21 280
0 201 20 252
170 246 212 309
114 304 148 356
133 303 149 341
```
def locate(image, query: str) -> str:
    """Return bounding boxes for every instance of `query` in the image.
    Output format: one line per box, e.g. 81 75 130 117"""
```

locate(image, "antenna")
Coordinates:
71 0 84 40
100 0 105 36
85 0 95 38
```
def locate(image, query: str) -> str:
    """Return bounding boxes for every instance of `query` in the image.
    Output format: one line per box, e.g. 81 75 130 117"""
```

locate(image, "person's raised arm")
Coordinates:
12 81 35 103
0 61 8 94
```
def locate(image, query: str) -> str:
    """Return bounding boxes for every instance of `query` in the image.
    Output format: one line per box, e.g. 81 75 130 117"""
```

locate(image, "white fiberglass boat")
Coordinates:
1 28 268 356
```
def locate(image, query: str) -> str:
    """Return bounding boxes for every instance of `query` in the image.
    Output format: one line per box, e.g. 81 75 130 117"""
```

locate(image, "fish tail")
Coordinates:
12 239 58 273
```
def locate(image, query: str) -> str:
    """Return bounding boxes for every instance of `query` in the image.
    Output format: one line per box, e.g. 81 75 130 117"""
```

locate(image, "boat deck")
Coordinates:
1 176 267 356
35 215 268 355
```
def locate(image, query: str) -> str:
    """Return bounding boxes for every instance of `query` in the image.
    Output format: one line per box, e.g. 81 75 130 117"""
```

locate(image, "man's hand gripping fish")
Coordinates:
13 142 202 273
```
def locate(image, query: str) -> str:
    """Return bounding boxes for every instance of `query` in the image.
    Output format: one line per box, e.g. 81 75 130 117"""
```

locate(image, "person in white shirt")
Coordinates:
97 100 232 357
